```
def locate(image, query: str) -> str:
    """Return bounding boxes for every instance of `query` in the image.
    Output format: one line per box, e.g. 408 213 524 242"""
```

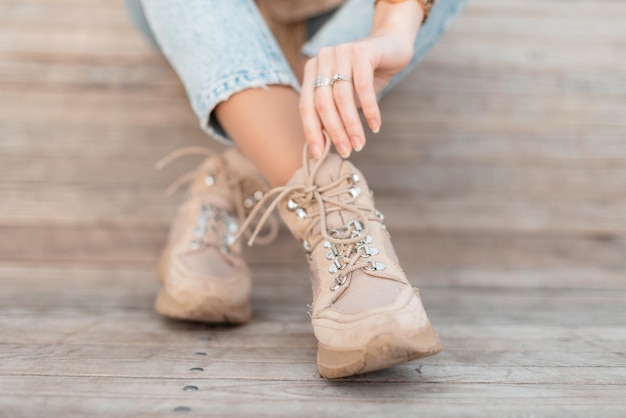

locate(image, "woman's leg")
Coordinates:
138 0 307 186
131 0 467 377
213 87 306 186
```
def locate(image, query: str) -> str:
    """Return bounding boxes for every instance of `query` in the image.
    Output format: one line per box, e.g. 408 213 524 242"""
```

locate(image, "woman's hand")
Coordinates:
300 0 423 158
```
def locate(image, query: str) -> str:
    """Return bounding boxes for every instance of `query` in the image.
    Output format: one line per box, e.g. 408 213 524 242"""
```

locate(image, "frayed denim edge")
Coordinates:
196 70 302 144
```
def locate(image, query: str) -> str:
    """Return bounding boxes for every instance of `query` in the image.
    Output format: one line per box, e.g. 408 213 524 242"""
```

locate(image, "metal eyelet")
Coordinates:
357 245 379 257
243 198 255 209
287 199 298 211
328 257 347 274
347 220 364 232
349 186 361 198
364 261 386 271
326 244 341 260
330 273 349 291
296 207 307 220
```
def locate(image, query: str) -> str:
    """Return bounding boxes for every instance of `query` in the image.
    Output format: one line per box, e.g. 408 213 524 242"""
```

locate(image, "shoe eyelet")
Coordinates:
348 186 361 198
296 207 307 220
243 198 255 209
286 199 298 211
364 261 386 271
330 273 348 291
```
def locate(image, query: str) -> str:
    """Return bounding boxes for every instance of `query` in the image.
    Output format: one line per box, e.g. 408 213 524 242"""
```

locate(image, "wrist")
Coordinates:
371 0 423 47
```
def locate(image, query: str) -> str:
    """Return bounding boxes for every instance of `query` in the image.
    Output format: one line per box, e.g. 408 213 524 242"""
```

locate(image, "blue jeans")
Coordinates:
126 0 467 144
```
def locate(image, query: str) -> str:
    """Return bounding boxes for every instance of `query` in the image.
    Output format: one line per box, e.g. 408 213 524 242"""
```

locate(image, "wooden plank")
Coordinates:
2 355 626 385
3 120 626 164
422 37 626 73
4 341 625 367
0 90 196 127
408 66 626 97
471 0 626 18
2 226 626 274
0 389 624 418
0 223 166 263
5 154 626 194
0 57 180 92
2 376 625 400
2 185 626 234
1 303 625 346
0 123 215 158
3 285 626 323
1 228 626 279
5 318 621 354
2 262 626 307
1 258 625 316
0 18 150 57
0 6 138 27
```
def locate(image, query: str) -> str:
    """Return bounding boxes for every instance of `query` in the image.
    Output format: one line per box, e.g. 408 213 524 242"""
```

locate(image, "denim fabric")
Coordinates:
127 0 467 144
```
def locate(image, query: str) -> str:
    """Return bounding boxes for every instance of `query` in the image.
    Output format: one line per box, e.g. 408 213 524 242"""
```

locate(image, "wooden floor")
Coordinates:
2 0 626 416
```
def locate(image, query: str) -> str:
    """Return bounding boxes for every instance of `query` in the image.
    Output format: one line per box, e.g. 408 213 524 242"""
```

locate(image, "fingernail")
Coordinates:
310 143 322 158
337 144 351 159
352 136 364 152
369 119 380 133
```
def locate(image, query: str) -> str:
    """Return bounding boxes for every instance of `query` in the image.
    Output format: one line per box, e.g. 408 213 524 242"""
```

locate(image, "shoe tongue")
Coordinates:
286 153 343 188
286 154 354 234
312 154 343 189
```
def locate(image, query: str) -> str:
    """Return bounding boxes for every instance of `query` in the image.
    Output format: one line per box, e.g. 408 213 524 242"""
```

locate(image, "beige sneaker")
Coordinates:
155 147 275 324
239 141 442 377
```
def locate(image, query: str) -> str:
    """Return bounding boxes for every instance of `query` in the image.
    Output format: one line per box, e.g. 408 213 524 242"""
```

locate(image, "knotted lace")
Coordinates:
234 139 384 281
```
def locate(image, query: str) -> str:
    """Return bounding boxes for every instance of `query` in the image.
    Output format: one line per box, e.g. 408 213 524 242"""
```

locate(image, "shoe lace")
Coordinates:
190 203 240 257
234 140 386 293
156 147 278 247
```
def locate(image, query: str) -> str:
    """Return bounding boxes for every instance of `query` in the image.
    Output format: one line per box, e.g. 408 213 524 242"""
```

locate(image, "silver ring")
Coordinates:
332 73 352 84
313 76 332 88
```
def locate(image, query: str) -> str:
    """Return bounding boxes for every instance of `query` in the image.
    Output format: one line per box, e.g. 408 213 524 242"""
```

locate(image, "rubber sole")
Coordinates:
317 320 442 379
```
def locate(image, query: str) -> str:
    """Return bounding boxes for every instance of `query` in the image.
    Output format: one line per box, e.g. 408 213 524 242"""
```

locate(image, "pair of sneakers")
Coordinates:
156 141 441 378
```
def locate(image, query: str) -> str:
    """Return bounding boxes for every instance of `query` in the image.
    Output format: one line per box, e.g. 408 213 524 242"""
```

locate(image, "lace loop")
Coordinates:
234 136 378 251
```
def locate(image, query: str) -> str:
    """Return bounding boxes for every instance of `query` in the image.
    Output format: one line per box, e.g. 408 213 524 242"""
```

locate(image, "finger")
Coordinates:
314 47 352 158
299 57 324 158
332 45 366 152
352 51 381 133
